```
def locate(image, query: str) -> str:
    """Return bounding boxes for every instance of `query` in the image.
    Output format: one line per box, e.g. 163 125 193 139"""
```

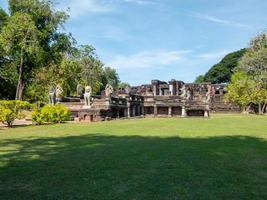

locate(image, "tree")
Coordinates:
0 0 71 100
78 45 105 94
194 75 205 83
238 33 267 85
197 49 246 84
0 8 7 29
0 8 15 99
102 67 120 89
0 1 121 101
118 82 130 88
225 72 256 113
0 13 40 100
0 100 30 127
248 32 267 51
236 32 267 113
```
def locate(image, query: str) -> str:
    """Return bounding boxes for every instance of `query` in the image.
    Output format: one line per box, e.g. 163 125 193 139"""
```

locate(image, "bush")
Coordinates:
32 104 70 125
0 100 30 127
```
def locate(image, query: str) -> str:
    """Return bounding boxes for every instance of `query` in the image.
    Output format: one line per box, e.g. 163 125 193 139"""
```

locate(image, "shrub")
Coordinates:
0 100 30 127
32 104 70 125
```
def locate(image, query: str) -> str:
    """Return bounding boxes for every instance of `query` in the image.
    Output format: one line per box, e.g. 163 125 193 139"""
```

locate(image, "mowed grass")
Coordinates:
0 114 267 200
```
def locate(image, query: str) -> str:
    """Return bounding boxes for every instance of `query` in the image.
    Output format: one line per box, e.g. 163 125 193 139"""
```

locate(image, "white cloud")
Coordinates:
189 12 252 29
58 0 113 18
107 50 192 69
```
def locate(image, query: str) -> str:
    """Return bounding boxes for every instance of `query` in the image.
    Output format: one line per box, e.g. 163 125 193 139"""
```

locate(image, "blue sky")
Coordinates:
1 0 266 85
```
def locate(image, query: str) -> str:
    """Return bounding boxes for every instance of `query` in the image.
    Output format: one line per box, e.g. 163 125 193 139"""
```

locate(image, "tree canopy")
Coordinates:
226 32 267 114
195 49 247 84
0 0 121 102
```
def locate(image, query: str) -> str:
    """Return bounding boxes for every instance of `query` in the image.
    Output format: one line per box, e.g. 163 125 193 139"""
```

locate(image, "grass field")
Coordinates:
0 114 267 199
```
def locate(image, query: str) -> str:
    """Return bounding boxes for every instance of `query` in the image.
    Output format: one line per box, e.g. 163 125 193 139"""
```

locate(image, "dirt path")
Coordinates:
0 119 32 127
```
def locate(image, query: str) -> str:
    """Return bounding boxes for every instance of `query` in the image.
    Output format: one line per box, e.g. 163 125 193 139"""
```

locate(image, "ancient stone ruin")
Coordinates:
53 79 240 122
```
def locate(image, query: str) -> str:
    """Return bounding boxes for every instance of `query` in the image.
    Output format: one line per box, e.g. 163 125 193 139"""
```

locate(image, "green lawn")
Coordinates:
0 114 267 199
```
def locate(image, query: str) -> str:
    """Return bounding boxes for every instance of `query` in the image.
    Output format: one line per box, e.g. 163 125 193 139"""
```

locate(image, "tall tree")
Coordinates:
238 32 267 85
225 72 256 113
102 67 120 89
0 0 71 100
237 32 267 113
0 13 40 100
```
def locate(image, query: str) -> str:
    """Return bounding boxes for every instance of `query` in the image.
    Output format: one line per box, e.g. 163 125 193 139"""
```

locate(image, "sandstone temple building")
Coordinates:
57 79 240 122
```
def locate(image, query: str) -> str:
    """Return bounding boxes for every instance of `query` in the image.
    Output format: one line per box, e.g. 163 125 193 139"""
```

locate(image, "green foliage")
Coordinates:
194 75 205 83
0 0 72 100
0 100 30 127
102 67 120 89
32 104 70 125
248 32 267 51
225 72 255 110
118 82 131 88
0 1 121 101
235 32 267 113
24 44 120 100
0 12 42 100
199 49 247 84
0 8 16 99
238 32 267 85
0 7 8 29
0 12 40 55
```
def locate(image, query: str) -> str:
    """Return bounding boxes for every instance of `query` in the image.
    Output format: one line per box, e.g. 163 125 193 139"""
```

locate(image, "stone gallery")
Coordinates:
50 79 240 122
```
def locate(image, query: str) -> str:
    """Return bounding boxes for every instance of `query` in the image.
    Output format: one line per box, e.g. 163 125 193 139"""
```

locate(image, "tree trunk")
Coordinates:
258 103 262 115
245 103 252 113
262 103 266 114
242 106 247 114
15 49 24 100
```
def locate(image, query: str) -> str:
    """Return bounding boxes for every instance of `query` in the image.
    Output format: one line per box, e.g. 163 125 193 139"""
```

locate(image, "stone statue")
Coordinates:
77 84 84 98
55 85 63 103
205 85 214 103
105 84 114 97
84 86 92 107
48 86 56 105
186 89 191 100
125 86 130 94
180 85 187 98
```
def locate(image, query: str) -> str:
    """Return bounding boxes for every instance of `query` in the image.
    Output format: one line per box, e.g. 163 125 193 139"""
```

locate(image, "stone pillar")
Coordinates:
124 108 128 118
159 88 162 96
141 106 145 116
169 84 173 96
105 98 110 108
181 106 187 117
136 105 139 116
153 85 157 96
127 107 130 118
204 110 209 118
204 105 210 118
127 101 131 118
132 105 136 117
154 105 157 117
168 106 172 117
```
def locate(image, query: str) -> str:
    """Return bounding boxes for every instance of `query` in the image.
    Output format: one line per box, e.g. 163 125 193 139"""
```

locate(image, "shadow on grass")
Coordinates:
0 134 267 199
